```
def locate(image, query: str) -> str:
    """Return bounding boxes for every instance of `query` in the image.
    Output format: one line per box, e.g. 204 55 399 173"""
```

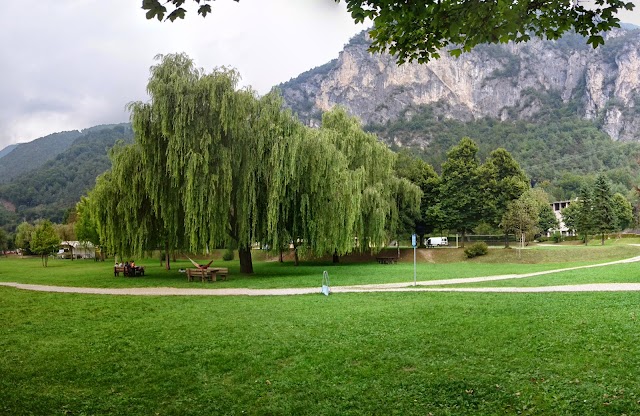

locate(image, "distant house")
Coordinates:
549 200 575 237
58 241 95 259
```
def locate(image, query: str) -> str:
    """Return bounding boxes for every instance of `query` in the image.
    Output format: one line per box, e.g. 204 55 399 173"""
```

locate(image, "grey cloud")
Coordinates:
0 0 365 149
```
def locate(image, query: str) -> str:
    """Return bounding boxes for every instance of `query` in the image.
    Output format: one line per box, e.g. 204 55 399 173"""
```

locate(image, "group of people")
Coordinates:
116 260 144 276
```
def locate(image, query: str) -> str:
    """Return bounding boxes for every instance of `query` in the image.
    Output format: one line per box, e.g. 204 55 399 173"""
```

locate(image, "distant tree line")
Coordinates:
562 174 634 245
369 101 640 202
396 138 560 247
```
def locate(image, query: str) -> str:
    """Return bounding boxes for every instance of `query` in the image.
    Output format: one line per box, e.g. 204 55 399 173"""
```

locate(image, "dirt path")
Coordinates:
1 255 640 296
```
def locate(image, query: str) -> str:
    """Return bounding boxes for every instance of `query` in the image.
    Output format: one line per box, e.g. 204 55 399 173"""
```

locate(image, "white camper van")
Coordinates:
426 237 448 247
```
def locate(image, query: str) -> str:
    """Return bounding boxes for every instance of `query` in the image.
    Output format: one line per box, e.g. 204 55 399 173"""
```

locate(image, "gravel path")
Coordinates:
1 255 639 296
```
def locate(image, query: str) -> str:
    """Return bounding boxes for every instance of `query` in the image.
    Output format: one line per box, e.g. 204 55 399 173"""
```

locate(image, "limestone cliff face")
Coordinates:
280 29 640 141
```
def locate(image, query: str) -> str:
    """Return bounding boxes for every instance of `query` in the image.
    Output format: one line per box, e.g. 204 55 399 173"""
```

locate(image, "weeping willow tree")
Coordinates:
90 142 170 265
90 53 318 273
320 108 421 257
265 127 364 264
124 53 309 273
264 110 420 263
88 54 420 272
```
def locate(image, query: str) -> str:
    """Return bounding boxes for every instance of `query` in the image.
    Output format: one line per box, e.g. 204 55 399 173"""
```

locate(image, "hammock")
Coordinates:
186 256 214 270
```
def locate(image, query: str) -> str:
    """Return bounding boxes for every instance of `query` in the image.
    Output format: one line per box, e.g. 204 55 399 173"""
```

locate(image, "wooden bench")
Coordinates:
186 267 229 282
375 257 397 264
114 265 145 277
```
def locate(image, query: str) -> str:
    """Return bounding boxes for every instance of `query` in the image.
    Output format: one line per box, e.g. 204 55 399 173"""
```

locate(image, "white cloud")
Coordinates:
0 0 365 148
1 0 637 149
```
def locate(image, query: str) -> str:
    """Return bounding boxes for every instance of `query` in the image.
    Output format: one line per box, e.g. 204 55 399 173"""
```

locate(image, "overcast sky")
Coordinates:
0 0 366 149
1 0 638 150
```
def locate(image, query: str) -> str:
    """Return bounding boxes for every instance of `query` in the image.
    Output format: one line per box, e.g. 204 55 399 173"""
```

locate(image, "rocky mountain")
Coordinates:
279 28 640 143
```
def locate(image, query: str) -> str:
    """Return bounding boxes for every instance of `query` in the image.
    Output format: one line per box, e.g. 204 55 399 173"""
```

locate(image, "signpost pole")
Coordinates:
412 234 417 286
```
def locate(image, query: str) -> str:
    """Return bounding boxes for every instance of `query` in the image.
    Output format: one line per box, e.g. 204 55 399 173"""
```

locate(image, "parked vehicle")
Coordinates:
426 237 448 247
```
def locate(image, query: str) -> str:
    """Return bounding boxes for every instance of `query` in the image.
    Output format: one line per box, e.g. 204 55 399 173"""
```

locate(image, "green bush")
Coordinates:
464 242 489 258
222 248 234 261
551 232 563 243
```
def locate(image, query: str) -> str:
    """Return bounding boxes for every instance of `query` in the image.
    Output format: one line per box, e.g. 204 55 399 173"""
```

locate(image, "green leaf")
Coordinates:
146 8 165 21
167 8 187 21
198 4 212 17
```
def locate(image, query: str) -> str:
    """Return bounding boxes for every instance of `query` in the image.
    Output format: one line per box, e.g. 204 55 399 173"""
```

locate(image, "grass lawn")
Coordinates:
443 262 640 288
0 243 638 289
2 288 640 415
2 244 640 414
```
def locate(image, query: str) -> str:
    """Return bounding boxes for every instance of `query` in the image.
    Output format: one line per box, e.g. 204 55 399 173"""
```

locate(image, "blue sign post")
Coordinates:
411 234 417 286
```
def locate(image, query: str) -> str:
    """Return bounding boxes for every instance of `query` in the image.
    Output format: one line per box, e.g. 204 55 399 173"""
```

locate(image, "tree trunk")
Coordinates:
279 249 283 263
239 245 254 274
601 233 605 245
332 249 339 264
504 233 510 248
165 242 171 270
460 230 466 248
293 242 299 266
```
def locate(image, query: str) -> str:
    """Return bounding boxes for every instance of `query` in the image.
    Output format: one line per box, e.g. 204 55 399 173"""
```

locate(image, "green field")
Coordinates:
1 242 639 289
2 244 640 415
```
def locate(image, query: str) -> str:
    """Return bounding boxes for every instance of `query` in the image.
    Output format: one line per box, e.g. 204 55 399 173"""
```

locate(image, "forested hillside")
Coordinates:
0 124 133 228
0 130 83 184
0 144 18 160
368 102 640 201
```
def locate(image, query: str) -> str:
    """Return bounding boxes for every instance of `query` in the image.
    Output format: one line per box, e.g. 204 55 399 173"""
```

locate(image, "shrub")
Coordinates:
464 242 489 258
222 248 234 261
551 232 563 243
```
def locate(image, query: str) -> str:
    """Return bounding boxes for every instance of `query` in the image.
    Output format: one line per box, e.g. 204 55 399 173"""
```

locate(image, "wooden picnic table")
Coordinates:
375 257 397 264
114 265 145 277
186 267 228 282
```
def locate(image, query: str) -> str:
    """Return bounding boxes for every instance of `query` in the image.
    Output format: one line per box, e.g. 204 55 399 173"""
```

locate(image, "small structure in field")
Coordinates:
58 241 96 259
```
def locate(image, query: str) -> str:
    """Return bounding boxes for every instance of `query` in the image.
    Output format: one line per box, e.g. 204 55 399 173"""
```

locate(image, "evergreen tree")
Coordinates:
394 150 440 246
537 204 559 237
612 193 633 232
479 147 529 246
561 201 580 236
575 186 596 245
438 137 483 247
592 174 617 245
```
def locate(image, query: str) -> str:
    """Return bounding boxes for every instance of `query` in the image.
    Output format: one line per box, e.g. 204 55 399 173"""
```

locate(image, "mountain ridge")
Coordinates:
0 124 133 226
279 28 640 142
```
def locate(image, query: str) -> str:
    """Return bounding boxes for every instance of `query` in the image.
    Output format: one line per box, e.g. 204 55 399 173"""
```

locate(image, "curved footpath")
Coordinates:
1 255 640 296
